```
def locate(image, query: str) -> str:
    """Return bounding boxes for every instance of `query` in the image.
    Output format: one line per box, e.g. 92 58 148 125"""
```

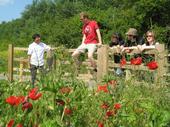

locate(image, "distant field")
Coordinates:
0 51 8 73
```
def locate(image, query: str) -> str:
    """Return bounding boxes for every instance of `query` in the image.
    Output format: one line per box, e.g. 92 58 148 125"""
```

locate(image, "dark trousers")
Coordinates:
30 64 45 87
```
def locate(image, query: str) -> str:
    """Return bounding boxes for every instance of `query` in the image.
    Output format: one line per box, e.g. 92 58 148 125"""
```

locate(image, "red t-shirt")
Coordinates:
82 21 99 44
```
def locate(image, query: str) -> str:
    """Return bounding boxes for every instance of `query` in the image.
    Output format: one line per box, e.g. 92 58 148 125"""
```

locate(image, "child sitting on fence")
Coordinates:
109 33 125 75
28 33 51 87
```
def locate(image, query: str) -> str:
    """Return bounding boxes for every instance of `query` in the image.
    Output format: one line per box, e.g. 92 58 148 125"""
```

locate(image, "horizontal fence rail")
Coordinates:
8 44 170 83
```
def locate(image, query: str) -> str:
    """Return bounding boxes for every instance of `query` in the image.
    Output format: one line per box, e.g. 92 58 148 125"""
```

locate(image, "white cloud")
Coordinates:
0 0 14 6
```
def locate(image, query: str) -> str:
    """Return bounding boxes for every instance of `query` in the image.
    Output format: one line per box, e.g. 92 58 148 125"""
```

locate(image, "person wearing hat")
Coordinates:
109 33 125 75
122 28 144 53
28 33 51 87
124 28 139 47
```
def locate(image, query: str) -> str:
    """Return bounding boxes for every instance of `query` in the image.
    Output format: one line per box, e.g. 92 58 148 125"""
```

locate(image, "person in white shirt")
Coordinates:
28 33 51 86
138 31 159 51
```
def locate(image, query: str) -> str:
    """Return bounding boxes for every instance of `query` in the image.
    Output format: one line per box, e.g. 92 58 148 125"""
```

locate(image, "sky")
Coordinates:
0 0 33 23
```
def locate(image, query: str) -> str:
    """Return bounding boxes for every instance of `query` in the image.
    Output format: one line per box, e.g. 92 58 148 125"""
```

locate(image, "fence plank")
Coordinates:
97 45 108 81
155 44 167 83
8 44 14 82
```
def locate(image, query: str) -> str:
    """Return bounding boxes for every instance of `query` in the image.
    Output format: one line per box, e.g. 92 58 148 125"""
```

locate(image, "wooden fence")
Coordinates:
8 44 170 83
97 44 169 82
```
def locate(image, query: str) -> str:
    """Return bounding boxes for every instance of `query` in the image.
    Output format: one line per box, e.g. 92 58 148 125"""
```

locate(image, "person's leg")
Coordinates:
39 66 46 86
72 44 85 70
30 64 37 87
87 44 97 71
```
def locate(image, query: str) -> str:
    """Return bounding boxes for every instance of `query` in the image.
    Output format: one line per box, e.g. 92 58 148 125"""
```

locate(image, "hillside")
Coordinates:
0 0 170 50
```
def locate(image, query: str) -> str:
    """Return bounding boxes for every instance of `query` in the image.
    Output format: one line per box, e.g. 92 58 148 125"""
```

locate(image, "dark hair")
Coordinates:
112 32 123 42
32 33 41 40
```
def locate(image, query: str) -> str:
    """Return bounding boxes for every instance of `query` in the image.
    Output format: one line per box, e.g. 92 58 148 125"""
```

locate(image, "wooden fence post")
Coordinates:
8 44 13 82
97 45 108 81
19 59 24 82
155 44 166 83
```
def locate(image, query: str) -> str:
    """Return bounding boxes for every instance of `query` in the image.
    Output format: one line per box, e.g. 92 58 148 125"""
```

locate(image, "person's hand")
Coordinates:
97 43 102 48
137 45 143 52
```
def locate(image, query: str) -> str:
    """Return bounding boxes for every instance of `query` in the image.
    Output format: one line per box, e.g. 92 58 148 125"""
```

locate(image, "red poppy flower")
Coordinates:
6 96 23 106
59 87 71 94
97 121 104 127
64 108 72 115
120 58 126 67
16 124 23 127
28 87 42 100
7 119 14 127
22 102 33 111
114 103 121 110
56 99 65 106
97 84 108 93
101 102 109 109
147 61 158 70
108 80 116 85
106 110 115 117
130 57 142 65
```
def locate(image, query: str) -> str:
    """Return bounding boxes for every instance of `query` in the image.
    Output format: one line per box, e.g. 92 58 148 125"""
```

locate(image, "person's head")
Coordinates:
126 28 138 41
111 33 119 43
146 31 156 45
32 33 41 43
80 12 90 24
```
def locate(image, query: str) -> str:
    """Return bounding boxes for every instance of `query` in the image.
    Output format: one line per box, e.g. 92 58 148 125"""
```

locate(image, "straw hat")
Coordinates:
126 28 138 36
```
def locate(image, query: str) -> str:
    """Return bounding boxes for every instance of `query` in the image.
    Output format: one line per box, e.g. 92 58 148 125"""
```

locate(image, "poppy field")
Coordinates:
0 48 170 127
1 73 170 127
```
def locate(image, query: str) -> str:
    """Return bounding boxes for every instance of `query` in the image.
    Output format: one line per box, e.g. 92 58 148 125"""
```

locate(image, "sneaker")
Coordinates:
116 68 123 75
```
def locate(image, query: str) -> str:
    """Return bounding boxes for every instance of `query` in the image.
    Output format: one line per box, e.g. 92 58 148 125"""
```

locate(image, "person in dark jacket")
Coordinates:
109 33 125 75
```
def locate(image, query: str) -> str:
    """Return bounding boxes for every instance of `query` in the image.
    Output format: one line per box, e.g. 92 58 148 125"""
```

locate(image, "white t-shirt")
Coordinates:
142 42 159 49
27 42 51 66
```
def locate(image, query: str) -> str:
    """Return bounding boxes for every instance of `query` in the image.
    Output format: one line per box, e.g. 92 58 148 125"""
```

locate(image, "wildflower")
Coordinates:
59 87 71 94
120 58 126 67
22 102 33 111
106 110 115 117
130 57 142 65
28 87 42 100
6 96 23 106
64 108 72 115
100 102 109 110
7 119 14 127
16 124 23 127
114 103 121 110
56 99 65 106
108 80 116 85
97 84 108 93
147 61 158 70
97 121 104 127
108 80 117 89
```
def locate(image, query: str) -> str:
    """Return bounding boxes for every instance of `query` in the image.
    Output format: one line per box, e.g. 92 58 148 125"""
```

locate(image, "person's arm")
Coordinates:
44 43 51 52
96 29 102 46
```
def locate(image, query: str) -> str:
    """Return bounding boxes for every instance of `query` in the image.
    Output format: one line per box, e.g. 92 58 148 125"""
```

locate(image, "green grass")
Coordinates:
0 51 8 72
0 63 170 127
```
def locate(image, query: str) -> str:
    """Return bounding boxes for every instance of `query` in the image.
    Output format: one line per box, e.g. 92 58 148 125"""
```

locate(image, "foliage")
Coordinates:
0 0 170 50
0 73 170 126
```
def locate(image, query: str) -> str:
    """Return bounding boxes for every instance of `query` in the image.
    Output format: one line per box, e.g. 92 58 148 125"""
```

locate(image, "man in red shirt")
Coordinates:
72 12 102 72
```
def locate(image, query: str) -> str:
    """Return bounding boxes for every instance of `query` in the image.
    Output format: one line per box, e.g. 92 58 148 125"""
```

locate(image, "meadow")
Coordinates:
0 48 170 127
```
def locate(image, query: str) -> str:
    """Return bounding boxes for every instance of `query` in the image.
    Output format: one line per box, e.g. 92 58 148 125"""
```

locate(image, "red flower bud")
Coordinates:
114 103 121 110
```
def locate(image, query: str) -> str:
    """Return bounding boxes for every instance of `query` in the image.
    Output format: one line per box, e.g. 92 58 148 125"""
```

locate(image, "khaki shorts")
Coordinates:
76 43 97 54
